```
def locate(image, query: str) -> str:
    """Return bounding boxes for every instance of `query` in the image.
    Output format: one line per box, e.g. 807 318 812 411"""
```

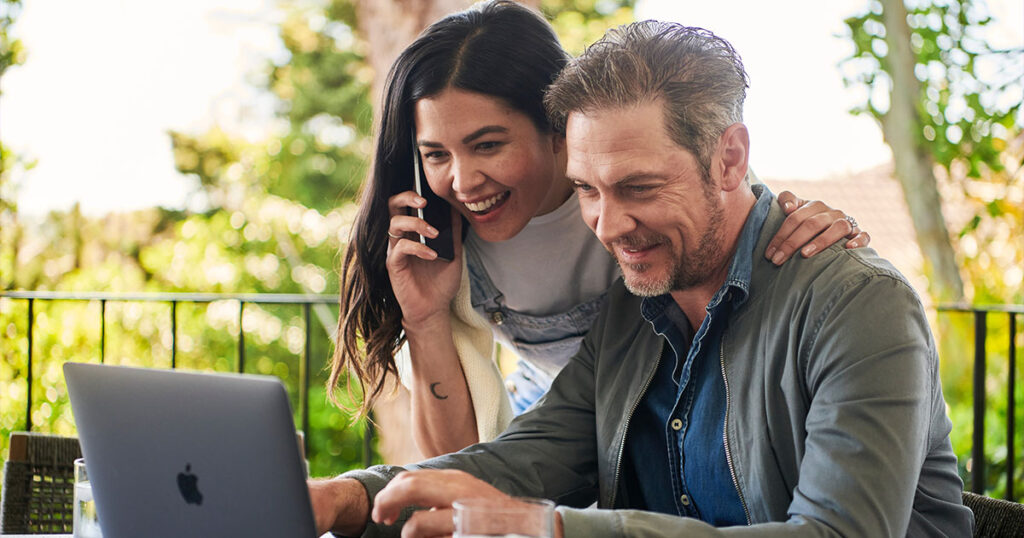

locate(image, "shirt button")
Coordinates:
491 311 504 325
680 494 691 506
504 379 518 395
671 418 683 431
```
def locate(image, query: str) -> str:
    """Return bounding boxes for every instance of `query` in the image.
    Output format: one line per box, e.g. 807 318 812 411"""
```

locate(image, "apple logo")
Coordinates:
176 463 203 506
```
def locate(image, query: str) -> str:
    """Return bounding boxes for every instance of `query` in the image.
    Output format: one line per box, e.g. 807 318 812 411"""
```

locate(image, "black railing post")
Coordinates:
237 301 245 373
171 301 177 369
100 299 106 363
1008 312 1017 501
972 310 987 494
301 302 311 439
26 298 34 432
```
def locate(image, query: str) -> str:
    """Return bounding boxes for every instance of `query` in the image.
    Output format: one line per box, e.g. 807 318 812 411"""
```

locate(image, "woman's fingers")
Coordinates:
387 230 440 262
775 190 806 214
389 190 427 216
388 214 439 244
846 230 870 249
766 200 859 264
793 214 856 259
765 200 827 263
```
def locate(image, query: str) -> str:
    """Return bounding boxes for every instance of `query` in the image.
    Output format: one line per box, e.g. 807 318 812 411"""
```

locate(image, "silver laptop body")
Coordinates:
64 362 317 538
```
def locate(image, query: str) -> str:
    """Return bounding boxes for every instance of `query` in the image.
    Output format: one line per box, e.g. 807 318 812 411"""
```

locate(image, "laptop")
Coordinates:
63 362 318 538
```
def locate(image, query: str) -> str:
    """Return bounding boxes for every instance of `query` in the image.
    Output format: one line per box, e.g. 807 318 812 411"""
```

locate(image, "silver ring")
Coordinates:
844 215 858 230
387 231 402 239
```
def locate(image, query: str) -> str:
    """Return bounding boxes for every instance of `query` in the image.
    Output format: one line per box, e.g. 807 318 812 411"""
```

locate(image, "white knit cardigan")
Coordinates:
394 252 514 442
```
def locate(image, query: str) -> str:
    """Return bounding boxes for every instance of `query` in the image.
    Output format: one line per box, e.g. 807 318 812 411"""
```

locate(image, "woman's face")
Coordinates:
413 88 567 242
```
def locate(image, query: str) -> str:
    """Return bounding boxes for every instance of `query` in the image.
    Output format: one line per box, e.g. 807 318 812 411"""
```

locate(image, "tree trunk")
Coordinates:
355 0 472 108
879 0 965 303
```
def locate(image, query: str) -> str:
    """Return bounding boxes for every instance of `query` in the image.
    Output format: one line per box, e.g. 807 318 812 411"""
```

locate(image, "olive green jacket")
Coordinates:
343 197 973 537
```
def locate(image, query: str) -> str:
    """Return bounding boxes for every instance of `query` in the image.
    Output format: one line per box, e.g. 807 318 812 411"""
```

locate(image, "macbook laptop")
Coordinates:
64 362 317 538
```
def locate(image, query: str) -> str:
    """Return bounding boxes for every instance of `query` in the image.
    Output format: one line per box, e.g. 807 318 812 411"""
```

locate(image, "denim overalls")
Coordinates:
464 244 607 414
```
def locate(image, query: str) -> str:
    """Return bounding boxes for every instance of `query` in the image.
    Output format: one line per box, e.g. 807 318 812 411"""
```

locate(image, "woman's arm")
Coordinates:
403 313 480 456
385 191 480 456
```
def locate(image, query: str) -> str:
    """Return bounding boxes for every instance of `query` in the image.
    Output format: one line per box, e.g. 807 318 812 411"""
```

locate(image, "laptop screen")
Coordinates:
64 362 317 538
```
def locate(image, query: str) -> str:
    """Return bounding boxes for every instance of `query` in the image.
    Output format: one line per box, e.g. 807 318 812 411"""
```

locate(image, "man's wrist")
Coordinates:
327 477 370 537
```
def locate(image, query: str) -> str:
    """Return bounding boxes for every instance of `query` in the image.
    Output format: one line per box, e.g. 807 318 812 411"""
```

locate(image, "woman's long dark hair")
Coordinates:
329 0 569 415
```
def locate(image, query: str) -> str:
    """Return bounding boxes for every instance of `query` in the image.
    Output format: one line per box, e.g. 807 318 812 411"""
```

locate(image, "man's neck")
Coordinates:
670 189 757 331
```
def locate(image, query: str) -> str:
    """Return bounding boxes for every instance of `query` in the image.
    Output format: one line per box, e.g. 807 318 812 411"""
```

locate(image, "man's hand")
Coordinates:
307 478 369 537
371 469 563 538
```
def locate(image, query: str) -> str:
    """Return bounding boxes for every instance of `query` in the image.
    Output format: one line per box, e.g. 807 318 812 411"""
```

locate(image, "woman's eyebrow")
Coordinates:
462 125 508 144
416 125 509 148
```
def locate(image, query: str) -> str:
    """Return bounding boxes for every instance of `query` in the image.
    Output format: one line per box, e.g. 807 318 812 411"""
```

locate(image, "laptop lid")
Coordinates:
64 362 317 538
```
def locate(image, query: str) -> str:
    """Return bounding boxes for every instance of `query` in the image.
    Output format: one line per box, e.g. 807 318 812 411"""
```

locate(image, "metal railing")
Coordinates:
0 290 374 468
2 292 1021 497
938 304 1023 501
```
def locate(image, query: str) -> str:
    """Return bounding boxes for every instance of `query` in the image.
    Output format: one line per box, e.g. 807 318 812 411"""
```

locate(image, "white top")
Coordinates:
465 192 620 315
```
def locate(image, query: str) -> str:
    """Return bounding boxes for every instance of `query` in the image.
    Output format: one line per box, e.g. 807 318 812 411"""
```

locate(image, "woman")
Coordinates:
329 0 869 457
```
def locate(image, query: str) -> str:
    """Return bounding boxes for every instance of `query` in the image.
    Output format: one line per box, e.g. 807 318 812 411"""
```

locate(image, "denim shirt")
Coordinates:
622 188 772 525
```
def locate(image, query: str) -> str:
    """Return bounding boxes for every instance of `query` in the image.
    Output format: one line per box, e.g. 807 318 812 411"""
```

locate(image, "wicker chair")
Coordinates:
1 431 82 534
963 490 1024 538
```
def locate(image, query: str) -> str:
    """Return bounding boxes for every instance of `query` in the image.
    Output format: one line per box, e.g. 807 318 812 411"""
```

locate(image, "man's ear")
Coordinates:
714 123 749 192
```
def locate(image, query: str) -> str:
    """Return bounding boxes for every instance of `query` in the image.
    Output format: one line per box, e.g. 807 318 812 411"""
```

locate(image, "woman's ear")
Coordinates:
716 123 749 192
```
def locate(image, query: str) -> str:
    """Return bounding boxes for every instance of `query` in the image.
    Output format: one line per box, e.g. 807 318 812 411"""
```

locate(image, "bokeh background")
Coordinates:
1 0 1021 494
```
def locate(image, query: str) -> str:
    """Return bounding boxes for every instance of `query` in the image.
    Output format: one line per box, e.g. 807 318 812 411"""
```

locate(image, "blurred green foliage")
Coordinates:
541 0 635 55
0 0 634 480
843 0 1023 497
843 0 1021 176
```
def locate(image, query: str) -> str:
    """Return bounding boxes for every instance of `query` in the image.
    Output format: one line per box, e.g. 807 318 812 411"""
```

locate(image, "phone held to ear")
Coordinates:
412 132 455 262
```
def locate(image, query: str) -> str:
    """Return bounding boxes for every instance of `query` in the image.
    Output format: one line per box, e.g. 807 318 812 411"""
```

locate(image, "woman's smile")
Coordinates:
463 191 510 214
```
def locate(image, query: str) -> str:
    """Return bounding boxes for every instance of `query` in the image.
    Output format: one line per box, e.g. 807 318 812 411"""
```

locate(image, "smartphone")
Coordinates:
412 131 455 262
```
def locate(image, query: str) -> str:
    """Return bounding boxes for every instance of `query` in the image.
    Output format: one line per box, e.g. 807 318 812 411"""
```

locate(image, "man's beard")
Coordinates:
615 198 726 297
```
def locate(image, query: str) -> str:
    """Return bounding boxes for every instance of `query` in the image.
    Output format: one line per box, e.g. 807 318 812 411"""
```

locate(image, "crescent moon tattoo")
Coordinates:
429 382 448 400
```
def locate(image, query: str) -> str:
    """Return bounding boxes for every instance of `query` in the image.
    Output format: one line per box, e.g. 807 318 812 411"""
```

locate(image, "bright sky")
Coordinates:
2 0 1020 216
641 0 1023 182
1 0 283 216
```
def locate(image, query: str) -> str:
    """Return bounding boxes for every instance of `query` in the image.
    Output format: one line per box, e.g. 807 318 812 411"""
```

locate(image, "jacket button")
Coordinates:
680 494 691 506
671 418 683 431
491 311 504 325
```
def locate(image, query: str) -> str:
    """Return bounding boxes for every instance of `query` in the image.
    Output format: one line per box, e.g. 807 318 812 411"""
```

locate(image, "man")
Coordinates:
309 22 973 537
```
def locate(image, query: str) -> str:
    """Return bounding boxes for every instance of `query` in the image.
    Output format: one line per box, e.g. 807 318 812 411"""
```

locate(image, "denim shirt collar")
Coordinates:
641 183 773 322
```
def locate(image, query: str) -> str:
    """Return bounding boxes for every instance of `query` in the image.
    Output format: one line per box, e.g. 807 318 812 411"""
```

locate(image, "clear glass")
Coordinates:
73 458 102 538
453 497 555 538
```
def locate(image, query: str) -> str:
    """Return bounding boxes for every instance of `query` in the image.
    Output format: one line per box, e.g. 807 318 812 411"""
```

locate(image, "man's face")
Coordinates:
565 101 727 297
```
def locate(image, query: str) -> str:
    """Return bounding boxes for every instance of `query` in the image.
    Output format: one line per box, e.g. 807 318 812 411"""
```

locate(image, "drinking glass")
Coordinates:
73 458 102 538
453 497 554 538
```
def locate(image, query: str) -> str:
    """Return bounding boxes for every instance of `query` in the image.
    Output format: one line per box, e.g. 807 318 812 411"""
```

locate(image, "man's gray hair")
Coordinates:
545 21 749 178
